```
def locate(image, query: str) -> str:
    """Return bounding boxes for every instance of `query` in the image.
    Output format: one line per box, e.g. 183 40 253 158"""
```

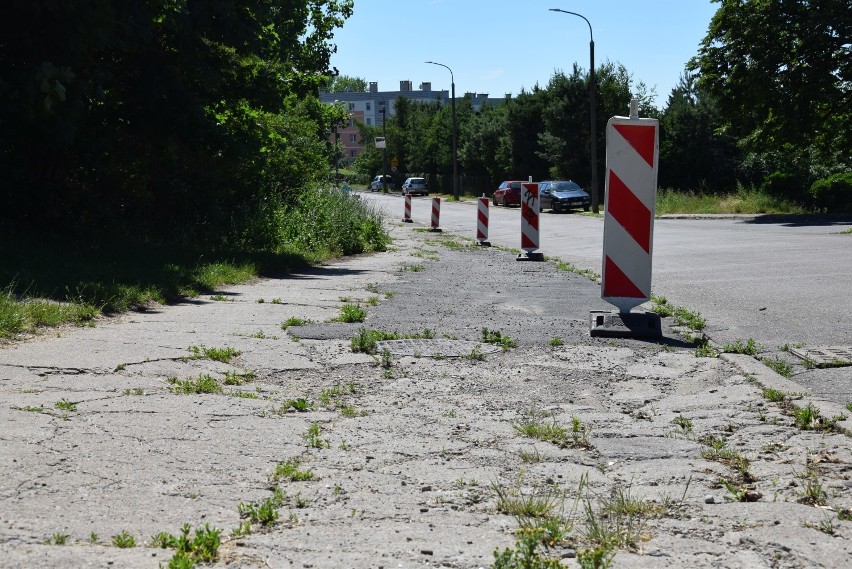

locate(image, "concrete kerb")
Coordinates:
721 353 852 436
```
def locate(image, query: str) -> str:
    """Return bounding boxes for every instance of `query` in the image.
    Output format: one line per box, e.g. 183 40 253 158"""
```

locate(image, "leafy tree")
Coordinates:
0 0 354 243
659 72 738 191
323 74 368 93
691 0 851 157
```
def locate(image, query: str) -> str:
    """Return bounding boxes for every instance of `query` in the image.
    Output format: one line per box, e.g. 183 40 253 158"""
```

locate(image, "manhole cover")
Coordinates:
375 339 502 358
789 346 852 367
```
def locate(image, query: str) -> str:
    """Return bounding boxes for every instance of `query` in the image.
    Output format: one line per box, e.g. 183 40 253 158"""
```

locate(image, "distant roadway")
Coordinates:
360 190 852 404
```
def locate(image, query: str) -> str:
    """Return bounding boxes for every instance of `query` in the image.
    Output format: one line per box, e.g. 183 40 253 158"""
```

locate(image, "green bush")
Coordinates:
761 171 807 203
809 173 852 212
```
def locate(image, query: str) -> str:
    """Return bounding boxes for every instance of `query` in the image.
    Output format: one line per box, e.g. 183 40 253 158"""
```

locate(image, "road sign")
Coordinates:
600 113 659 313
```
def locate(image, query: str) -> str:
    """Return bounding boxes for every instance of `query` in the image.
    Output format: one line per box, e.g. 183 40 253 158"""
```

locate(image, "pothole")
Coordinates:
375 339 502 357
789 346 852 367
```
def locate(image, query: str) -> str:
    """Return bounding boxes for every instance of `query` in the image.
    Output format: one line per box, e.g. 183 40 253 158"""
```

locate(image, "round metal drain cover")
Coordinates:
375 339 502 358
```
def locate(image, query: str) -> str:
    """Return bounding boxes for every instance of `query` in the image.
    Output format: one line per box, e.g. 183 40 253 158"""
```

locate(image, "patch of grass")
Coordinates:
349 327 434 354
281 316 311 329
271 458 314 482
722 338 760 355
223 370 255 385
762 356 793 377
188 345 240 363
400 264 425 272
656 185 807 215
168 374 223 395
336 303 367 323
54 399 77 412
549 337 564 347
13 404 44 412
553 259 600 282
650 295 705 331
209 294 231 302
693 336 717 358
466 344 486 361
797 469 828 506
481 327 517 351
0 290 98 339
46 532 70 545
762 387 788 402
271 298 283 304
111 530 136 548
513 410 591 449
229 390 259 399
365 296 380 307
492 474 563 521
792 403 837 432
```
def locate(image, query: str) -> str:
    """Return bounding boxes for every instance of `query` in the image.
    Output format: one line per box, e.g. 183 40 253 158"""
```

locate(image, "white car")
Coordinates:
369 175 395 191
401 177 428 196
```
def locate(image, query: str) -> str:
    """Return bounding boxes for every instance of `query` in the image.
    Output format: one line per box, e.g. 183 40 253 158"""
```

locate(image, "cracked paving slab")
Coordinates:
0 225 849 568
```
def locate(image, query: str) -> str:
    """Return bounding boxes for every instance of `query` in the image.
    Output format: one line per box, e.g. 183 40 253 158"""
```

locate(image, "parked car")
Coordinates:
369 175 395 191
539 180 591 212
401 177 428 196
493 181 524 206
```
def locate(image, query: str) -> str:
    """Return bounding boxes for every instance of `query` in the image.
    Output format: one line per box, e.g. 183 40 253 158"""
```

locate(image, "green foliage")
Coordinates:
0 1 356 243
168 374 223 395
481 328 517 351
271 458 314 483
336 303 367 323
111 531 135 548
810 173 852 213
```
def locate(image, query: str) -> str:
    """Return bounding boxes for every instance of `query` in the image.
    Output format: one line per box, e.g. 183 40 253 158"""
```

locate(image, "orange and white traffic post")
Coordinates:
517 181 543 261
591 99 661 337
429 197 442 232
402 193 413 223
476 195 491 246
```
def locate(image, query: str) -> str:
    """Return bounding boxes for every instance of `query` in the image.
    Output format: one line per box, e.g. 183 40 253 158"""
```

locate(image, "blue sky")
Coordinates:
328 0 719 107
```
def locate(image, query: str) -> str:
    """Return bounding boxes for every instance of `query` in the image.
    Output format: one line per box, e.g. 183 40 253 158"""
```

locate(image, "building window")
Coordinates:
366 118 372 125
350 134 357 143
350 150 356 158
366 102 371 111
348 103 354 110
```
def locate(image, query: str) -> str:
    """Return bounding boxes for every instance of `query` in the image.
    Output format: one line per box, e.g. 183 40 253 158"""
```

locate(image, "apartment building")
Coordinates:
321 80 505 163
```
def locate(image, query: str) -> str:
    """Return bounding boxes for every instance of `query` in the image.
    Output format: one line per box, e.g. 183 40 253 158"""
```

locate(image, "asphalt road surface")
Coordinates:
360 191 852 404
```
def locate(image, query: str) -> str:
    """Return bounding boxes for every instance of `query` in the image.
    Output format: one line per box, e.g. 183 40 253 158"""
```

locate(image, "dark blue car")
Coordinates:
539 180 591 213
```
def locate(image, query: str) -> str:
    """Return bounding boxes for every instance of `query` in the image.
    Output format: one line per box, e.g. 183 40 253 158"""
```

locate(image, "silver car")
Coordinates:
401 177 428 196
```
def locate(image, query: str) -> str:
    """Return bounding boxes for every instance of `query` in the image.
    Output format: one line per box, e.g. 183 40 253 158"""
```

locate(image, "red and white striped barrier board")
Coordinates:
430 197 441 230
477 197 489 242
520 183 540 252
601 115 659 312
402 193 413 223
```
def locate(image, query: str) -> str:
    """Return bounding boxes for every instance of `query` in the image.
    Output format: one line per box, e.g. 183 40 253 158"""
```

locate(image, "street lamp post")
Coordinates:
425 61 459 200
549 8 599 213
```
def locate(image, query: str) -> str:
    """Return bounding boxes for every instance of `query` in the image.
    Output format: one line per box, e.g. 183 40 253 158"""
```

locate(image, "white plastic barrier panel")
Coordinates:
601 108 659 313
520 183 540 252
476 197 489 242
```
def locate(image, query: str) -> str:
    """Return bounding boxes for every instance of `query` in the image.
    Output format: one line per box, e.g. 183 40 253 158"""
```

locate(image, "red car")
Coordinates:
493 180 524 206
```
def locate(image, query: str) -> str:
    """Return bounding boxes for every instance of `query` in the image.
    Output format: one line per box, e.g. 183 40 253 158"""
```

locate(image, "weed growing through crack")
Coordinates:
238 497 280 527
466 344 486 361
209 294 231 302
111 530 136 548
123 388 145 396
152 523 222 565
271 458 314 482
549 337 564 347
481 327 517 351
188 345 240 363
223 370 255 385
379 348 393 369
762 356 793 378
304 423 330 449
513 410 591 449
670 415 693 436
492 473 563 521
89 532 98 543
651 295 705 331
798 469 828 506
519 448 543 463
722 338 760 355
400 264 425 272
168 374 223 395
286 397 312 412
762 387 788 403
46 533 69 545
553 259 600 282
281 317 311 330
54 399 77 412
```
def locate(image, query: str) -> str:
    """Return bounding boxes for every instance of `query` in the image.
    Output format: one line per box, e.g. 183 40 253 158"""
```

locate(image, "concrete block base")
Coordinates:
516 251 545 262
589 310 662 339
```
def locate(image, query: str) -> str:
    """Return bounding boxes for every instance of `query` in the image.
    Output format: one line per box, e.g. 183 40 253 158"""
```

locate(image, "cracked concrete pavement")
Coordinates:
1 222 850 568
